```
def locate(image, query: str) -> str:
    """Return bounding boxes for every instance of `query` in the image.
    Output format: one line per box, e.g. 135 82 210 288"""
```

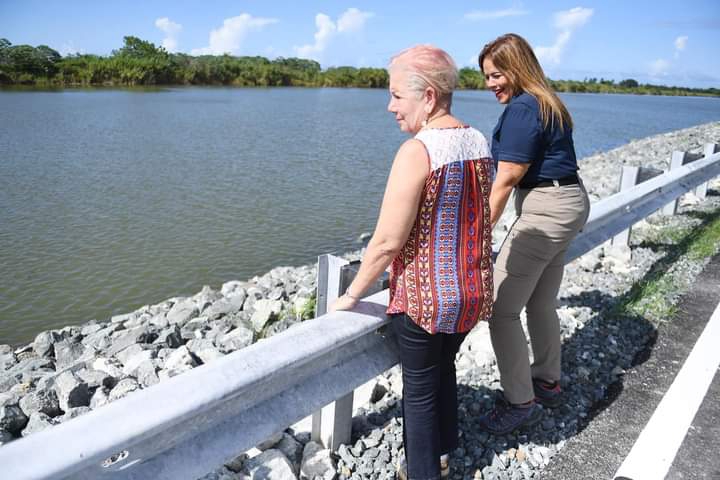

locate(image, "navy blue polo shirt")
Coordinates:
491 92 577 184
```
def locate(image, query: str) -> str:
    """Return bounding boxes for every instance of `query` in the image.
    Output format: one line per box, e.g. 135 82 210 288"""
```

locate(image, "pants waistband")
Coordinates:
519 174 579 189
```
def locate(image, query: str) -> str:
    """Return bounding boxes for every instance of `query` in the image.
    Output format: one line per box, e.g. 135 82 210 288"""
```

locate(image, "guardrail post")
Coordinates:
663 151 687 215
312 255 391 450
663 150 706 215
610 166 663 258
610 166 640 251
699 143 720 199
313 254 354 451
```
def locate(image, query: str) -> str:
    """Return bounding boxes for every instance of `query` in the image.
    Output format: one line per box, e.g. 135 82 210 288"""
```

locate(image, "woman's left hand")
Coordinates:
329 294 359 313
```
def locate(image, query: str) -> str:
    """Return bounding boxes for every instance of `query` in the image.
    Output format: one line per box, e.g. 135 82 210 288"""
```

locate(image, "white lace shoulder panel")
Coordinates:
414 127 491 172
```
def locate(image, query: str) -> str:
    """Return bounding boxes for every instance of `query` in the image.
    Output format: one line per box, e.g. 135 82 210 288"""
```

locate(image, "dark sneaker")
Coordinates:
532 378 563 408
478 396 542 435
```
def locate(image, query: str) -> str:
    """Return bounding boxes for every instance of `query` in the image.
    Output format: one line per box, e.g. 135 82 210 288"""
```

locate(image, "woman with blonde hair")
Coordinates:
477 33 590 434
331 44 494 479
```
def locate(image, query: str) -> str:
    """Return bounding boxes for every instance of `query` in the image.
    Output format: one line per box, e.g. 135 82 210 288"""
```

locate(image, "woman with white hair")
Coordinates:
331 45 494 479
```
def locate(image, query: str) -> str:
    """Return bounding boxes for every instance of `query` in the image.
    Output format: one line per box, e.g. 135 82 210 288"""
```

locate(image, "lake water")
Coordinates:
1 87 719 346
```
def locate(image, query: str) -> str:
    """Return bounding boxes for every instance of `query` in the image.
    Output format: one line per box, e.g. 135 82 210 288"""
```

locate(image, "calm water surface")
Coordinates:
1 87 719 345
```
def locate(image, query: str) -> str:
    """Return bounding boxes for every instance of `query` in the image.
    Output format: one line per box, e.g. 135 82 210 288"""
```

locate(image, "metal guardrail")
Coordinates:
1 148 718 480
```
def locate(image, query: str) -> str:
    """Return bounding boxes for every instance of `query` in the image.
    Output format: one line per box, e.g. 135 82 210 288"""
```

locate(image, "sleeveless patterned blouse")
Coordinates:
387 126 494 334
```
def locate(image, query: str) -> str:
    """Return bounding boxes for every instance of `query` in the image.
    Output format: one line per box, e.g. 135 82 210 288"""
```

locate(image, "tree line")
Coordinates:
1 37 718 97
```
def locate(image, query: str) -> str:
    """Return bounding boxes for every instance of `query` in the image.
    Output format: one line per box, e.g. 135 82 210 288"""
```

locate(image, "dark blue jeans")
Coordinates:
391 313 467 480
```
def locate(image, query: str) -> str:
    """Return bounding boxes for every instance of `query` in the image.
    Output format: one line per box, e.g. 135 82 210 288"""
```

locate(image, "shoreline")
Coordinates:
3 84 720 99
1 121 719 476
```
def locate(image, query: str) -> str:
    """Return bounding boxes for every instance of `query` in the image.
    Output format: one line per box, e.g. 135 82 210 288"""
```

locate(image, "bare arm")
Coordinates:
330 139 428 312
489 161 530 227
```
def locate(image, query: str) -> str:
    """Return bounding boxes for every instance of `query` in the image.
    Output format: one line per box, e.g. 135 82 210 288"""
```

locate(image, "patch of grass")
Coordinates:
299 295 317 320
616 206 720 323
641 224 693 246
623 274 679 321
687 214 720 260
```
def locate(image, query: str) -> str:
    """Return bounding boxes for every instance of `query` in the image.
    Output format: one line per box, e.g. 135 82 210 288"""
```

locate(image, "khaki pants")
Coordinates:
490 181 590 404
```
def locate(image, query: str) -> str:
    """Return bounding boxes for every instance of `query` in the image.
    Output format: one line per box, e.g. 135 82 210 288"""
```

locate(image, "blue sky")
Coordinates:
1 1 719 88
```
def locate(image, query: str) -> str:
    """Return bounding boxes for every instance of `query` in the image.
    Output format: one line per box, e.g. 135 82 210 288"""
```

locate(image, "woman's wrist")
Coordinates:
344 286 360 301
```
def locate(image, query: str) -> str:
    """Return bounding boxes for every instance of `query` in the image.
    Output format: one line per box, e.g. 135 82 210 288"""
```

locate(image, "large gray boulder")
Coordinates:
275 433 305 474
54 340 93 371
120 348 155 376
53 371 90 411
217 327 254 353
220 280 250 297
155 325 183 348
159 346 196 379
115 343 147 366
149 313 170 329
33 330 63 358
89 388 109 409
194 286 223 314
19 388 61 417
0 405 28 435
203 295 245 320
108 378 140 402
0 374 20 394
110 312 136 325
124 312 151 329
250 300 283 333
0 428 14 446
0 351 17 371
82 325 121 350
0 391 21 408
75 368 117 390
197 466 248 480
60 406 92 422
91 357 124 379
203 319 234 344
6 356 55 380
242 287 265 313
243 449 297 480
257 431 284 450
166 298 199 327
186 339 224 364
135 360 160 387
224 453 249 473
106 326 157 357
80 322 104 336
22 412 57 436
300 441 336 480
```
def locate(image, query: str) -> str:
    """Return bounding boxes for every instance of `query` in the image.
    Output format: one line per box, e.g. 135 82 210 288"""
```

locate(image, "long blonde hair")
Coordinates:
479 33 572 131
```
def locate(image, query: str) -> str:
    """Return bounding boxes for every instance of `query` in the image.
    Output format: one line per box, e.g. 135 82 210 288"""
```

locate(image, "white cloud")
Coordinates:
464 8 529 21
337 8 374 33
648 36 689 77
674 35 688 58
294 8 373 60
649 58 671 76
674 35 688 51
553 7 593 30
191 14 278 55
535 7 594 65
295 14 336 58
155 17 182 52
